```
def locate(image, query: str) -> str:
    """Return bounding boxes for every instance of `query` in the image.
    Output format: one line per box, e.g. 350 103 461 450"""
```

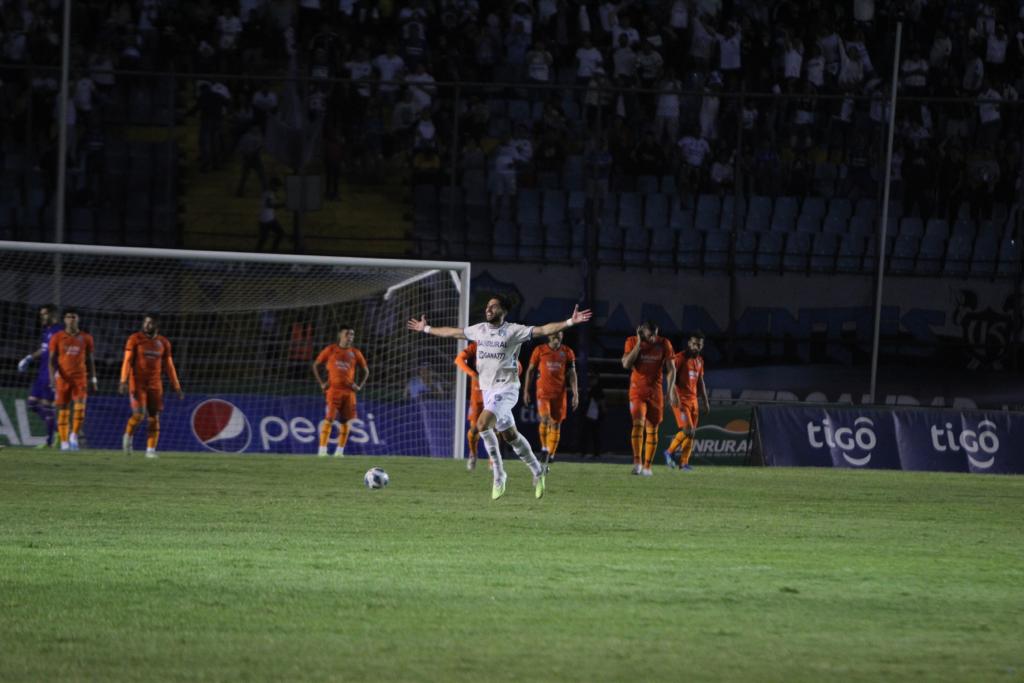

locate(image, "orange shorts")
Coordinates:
325 389 357 422
537 394 567 422
629 391 664 426
55 376 88 405
130 384 164 413
672 399 699 432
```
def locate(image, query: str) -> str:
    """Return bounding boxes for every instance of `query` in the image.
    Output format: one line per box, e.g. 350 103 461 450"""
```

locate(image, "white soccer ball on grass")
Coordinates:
363 467 389 489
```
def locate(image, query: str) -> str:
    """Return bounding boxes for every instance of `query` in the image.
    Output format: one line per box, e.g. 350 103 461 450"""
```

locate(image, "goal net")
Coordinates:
0 242 470 457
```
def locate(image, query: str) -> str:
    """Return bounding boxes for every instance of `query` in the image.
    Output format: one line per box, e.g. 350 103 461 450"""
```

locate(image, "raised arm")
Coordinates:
532 305 592 338
622 330 642 369
407 315 467 339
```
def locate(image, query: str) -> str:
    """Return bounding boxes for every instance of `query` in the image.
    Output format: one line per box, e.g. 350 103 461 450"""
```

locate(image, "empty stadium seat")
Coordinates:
618 192 643 230
492 219 517 259
810 233 839 272
899 216 924 238
971 232 998 276
636 175 659 194
944 234 973 276
745 196 772 232
997 236 1021 276
755 232 783 271
825 197 852 221
801 196 828 220
924 219 949 241
695 194 720 231
704 231 730 270
889 234 918 274
854 197 878 219
797 214 821 234
598 219 623 264
837 234 866 273
848 214 873 237
735 231 758 270
516 189 541 227
644 193 669 230
783 233 811 271
917 234 946 275
623 224 650 266
650 226 676 266
677 230 702 269
562 156 584 191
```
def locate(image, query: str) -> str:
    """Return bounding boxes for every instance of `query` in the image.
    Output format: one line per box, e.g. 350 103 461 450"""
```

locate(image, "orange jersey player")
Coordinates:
666 331 710 471
523 330 578 464
312 324 369 457
456 343 524 471
118 314 184 458
48 308 97 451
621 321 678 476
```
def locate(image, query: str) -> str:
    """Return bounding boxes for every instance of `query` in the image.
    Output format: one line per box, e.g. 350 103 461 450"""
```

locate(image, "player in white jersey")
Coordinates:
408 295 592 500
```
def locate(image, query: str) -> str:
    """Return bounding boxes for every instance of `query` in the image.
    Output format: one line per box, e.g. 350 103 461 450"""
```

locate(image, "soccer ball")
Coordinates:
363 466 389 489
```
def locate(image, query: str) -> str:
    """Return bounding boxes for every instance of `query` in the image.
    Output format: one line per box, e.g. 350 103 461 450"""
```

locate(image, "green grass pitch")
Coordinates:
1 448 1023 682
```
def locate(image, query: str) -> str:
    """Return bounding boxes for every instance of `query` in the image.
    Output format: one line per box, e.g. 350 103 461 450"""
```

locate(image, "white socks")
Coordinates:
509 433 542 476
480 429 505 479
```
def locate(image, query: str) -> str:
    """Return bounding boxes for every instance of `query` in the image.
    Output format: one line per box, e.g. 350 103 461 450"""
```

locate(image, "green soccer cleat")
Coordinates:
491 473 507 500
533 471 545 499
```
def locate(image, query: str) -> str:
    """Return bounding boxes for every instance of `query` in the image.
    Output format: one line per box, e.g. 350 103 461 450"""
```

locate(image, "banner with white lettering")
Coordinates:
755 405 1024 474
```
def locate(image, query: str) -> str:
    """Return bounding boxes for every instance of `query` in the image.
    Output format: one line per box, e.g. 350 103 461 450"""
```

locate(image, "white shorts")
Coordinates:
482 385 520 432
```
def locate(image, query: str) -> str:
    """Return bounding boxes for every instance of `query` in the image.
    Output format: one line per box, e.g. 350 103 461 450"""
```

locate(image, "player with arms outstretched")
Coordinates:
621 321 678 476
408 295 592 499
16 304 63 448
312 324 369 457
119 314 184 458
665 331 710 471
48 309 97 451
522 331 579 466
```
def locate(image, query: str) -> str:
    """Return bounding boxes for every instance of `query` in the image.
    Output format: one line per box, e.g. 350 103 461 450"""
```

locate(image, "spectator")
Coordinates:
235 124 266 197
404 62 436 114
575 36 604 83
677 126 711 200
373 43 406 102
256 178 286 252
654 70 682 145
525 39 554 93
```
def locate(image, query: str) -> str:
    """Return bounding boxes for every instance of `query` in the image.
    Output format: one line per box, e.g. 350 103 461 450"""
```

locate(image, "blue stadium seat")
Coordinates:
644 193 669 230
650 226 676 266
570 219 586 260
944 234 972 276
924 219 949 241
735 231 758 270
951 218 976 240
659 175 677 196
543 192 569 262
720 195 743 232
917 234 945 275
567 191 586 222
854 197 877 219
837 234 866 273
797 215 821 234
770 210 796 233
997 236 1021 276
695 194 720 231
775 196 799 223
618 192 643 230
826 197 852 221
636 175 659 194
887 200 904 221
801 196 827 220
516 189 541 227
849 215 873 237
783 233 811 271
704 231 730 270
677 230 702 269
971 232 998 276
492 219 517 259
822 213 846 235
889 235 919 274
598 219 623 264
810 233 838 272
899 216 924 238
519 221 544 260
542 190 566 225
562 155 584 191
755 232 783 271
623 224 650 265
507 99 531 123
745 196 772 232
670 200 694 231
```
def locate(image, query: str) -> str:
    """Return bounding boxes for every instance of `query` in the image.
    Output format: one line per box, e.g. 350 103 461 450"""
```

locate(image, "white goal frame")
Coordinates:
0 241 472 459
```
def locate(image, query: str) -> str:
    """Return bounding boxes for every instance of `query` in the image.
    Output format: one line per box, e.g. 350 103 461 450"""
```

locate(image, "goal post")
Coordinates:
0 241 471 458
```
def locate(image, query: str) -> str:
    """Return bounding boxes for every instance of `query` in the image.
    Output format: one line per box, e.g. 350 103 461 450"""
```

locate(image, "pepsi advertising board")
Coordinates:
0 389 453 456
756 405 1024 474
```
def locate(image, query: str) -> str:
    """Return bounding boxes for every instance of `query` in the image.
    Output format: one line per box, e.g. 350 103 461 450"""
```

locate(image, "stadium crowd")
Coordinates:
2 0 1024 247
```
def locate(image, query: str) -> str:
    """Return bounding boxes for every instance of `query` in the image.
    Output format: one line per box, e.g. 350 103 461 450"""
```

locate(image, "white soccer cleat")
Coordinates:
122 434 133 456
145 449 158 459
317 446 328 457
466 455 477 471
641 467 653 477
60 441 70 451
491 472 507 500
333 447 345 458
631 464 642 475
69 434 79 451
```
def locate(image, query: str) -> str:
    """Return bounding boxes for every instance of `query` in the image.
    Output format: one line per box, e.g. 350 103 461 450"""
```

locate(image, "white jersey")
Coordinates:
463 321 534 391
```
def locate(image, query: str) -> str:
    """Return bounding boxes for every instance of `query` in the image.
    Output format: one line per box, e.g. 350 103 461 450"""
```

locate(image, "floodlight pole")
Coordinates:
54 0 73 307
868 21 902 405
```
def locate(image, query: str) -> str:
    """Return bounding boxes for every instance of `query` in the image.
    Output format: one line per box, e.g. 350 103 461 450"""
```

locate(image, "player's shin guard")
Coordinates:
125 413 143 435
643 424 659 468
547 423 561 457
538 421 549 451
146 416 160 451
480 429 504 478
57 408 70 443
319 420 332 448
509 432 542 475
630 422 644 465
72 404 85 436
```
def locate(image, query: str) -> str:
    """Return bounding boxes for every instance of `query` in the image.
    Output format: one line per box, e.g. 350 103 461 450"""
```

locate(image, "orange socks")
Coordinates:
72 403 85 436
546 423 561 457
57 408 70 443
319 420 332 448
467 428 479 458
679 433 695 466
337 423 351 449
146 416 160 451
125 413 143 435
668 431 686 455
643 424 659 468
630 422 643 465
538 421 549 451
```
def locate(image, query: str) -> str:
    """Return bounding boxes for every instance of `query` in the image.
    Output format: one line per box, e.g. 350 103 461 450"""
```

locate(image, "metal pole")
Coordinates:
53 0 72 306
868 21 903 404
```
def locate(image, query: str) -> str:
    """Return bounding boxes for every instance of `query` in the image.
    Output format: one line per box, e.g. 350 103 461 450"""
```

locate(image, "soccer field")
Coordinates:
1 449 1022 682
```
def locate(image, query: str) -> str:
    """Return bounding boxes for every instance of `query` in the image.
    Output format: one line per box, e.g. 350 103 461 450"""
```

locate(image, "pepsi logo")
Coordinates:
191 399 252 452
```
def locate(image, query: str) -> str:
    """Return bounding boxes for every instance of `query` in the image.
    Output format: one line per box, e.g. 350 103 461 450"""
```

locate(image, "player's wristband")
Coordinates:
21 354 33 363
565 318 574 327
91 376 98 383
423 325 432 334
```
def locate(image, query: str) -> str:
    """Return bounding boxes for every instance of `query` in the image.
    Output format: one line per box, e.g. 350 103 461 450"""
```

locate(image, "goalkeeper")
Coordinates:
16 304 63 448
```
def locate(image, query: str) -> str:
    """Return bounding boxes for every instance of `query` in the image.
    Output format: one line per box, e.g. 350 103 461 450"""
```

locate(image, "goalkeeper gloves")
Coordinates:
17 355 33 373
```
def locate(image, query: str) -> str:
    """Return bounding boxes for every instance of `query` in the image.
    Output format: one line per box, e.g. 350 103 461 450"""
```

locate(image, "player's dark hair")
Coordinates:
640 320 658 333
338 323 354 333
62 307 79 316
689 329 706 341
491 294 512 312
145 312 160 323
